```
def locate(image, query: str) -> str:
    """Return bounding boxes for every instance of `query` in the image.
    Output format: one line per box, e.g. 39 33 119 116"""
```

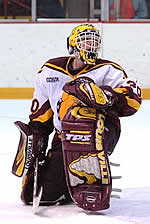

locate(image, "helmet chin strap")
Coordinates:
74 48 96 65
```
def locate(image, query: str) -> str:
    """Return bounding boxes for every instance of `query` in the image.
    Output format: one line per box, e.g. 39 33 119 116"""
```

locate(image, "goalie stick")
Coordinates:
32 158 43 214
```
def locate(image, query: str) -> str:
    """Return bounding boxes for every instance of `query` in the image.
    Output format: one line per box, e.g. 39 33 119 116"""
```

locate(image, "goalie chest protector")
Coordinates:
61 105 112 211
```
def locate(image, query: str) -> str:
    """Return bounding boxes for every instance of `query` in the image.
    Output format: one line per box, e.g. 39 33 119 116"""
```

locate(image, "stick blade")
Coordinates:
32 186 43 214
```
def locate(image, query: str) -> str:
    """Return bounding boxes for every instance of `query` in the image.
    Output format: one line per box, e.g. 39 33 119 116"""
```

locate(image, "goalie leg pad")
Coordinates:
61 106 112 211
12 121 33 177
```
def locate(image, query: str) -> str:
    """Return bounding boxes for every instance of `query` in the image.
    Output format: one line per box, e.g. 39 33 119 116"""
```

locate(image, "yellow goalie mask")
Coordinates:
67 24 101 65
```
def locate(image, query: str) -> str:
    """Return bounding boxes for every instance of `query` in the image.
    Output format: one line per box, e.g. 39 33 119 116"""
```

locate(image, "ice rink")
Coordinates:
0 99 150 224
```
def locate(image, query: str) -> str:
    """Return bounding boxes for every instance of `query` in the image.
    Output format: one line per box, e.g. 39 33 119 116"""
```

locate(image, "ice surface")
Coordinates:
0 99 150 224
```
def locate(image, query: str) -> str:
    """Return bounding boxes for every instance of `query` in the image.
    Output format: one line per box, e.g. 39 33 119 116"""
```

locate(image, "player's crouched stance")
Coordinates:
12 81 117 211
11 23 142 212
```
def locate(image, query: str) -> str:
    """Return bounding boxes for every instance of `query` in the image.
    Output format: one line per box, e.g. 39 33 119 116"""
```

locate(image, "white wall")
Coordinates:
0 22 150 88
102 23 150 88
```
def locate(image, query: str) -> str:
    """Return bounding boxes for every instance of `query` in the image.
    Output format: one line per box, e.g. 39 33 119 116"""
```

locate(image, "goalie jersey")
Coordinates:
29 56 142 131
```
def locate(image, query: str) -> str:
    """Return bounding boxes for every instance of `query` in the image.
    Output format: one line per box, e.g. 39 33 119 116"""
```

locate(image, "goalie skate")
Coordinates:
61 106 112 211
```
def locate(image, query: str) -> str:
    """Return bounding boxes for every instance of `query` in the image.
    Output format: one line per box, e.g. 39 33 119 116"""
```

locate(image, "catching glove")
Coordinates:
63 76 118 110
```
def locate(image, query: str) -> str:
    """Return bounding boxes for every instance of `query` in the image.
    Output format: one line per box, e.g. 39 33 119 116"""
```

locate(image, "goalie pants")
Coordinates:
21 115 120 205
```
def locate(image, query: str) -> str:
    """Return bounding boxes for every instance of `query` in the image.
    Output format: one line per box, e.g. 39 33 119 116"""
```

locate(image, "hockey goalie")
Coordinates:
12 23 142 212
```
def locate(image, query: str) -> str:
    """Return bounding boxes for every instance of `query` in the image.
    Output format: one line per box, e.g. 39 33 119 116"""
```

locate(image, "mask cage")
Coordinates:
75 31 101 54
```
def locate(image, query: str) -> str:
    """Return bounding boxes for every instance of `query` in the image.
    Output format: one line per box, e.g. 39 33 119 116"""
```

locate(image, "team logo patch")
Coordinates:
46 77 59 82
68 154 101 186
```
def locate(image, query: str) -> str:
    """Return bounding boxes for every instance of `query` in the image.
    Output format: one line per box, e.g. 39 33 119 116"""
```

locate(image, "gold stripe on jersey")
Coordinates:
87 62 128 79
44 57 127 79
32 108 53 123
68 59 127 79
45 62 67 74
38 68 43 73
68 57 127 79
45 57 90 79
125 96 141 111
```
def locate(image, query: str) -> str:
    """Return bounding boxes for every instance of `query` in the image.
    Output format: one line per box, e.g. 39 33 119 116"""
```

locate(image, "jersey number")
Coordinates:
127 80 141 98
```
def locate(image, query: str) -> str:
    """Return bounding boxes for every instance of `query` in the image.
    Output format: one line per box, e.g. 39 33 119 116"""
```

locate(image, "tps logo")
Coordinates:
65 133 91 142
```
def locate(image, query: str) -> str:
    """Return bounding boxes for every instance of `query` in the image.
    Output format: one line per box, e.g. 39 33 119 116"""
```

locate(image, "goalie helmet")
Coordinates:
67 23 101 65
